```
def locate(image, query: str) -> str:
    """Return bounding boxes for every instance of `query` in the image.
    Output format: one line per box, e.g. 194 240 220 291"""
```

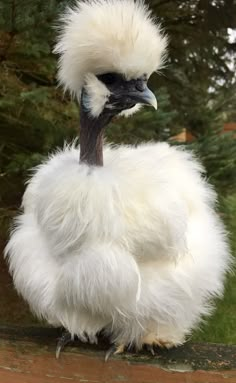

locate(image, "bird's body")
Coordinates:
6 142 230 348
5 0 231 355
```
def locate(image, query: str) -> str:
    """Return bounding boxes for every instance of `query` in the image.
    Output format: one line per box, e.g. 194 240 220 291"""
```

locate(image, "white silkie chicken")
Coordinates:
5 0 231 359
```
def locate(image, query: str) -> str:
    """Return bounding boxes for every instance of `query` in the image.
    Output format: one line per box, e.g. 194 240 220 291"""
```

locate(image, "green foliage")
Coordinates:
151 0 236 134
0 0 77 208
221 193 236 255
192 192 236 344
0 63 78 206
183 130 236 193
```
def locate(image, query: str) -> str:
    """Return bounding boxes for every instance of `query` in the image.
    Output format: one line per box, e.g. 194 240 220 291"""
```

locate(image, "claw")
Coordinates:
105 344 125 362
105 345 116 362
146 344 155 356
56 331 73 359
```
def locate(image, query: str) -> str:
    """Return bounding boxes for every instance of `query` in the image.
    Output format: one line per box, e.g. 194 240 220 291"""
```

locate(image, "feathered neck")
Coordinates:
79 107 112 167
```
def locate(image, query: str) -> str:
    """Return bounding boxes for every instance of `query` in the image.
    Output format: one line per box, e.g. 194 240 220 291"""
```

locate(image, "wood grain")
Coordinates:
0 326 235 382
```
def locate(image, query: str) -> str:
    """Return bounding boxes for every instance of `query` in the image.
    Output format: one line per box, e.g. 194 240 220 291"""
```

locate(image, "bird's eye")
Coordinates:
97 73 120 86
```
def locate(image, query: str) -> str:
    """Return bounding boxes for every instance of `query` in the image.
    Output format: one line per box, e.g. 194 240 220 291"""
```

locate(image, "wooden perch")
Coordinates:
0 325 235 383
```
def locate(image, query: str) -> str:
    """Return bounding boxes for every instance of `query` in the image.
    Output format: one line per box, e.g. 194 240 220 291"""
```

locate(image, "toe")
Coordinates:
146 344 155 356
105 344 125 362
56 331 72 359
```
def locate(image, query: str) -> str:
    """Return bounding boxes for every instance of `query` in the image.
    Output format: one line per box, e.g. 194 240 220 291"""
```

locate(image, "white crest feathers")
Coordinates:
54 0 167 99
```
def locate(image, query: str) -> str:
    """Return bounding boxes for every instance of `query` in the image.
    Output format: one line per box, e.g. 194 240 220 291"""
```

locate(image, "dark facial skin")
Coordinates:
97 72 149 113
79 72 157 166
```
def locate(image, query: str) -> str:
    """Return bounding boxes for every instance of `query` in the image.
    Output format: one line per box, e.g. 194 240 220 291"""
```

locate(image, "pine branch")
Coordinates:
0 0 17 61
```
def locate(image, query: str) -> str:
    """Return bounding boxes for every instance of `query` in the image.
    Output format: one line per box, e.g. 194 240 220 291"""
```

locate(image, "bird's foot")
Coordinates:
56 331 73 359
142 334 176 356
56 331 98 359
105 343 125 362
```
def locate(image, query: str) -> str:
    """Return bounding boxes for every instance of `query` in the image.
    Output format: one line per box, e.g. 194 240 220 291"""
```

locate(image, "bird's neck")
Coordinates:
79 108 112 166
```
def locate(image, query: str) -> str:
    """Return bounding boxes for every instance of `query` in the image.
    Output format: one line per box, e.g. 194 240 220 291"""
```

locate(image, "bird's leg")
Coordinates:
105 343 125 362
56 331 73 359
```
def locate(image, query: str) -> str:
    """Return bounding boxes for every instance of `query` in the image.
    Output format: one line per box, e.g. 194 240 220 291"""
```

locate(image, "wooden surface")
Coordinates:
0 326 235 382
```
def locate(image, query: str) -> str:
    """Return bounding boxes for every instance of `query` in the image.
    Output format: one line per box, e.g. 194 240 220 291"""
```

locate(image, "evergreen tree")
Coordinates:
0 0 77 207
151 0 236 136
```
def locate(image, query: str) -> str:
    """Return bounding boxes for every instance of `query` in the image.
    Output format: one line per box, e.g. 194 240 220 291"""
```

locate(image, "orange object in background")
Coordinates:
170 123 236 143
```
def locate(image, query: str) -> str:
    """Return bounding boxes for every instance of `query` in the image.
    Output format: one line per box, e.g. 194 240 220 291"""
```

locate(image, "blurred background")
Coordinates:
0 0 235 343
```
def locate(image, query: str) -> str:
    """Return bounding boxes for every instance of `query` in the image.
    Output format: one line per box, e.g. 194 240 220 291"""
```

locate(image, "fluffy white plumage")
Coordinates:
5 0 231 351
5 143 230 346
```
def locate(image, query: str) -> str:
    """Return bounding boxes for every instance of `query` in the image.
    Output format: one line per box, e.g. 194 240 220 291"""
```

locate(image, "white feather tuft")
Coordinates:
54 0 167 99
119 104 143 117
83 73 111 117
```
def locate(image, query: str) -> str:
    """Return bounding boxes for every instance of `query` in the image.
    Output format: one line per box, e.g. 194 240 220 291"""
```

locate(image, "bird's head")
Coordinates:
54 0 167 119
